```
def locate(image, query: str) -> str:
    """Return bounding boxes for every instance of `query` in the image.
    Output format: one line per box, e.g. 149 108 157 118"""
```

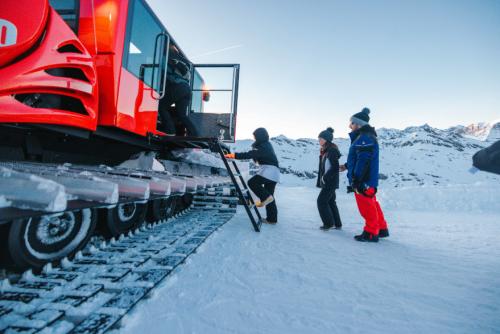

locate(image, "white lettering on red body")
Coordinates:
0 19 18 47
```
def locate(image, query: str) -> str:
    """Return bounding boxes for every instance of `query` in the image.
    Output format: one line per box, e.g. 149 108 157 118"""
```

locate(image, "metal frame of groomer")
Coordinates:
189 64 241 142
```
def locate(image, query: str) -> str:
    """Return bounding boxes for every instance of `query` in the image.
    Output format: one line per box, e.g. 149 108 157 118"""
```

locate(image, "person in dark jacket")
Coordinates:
225 128 280 224
158 45 199 137
316 127 342 230
340 108 389 242
472 140 500 175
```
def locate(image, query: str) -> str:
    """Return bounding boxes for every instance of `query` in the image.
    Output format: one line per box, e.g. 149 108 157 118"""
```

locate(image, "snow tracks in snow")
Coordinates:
0 206 235 333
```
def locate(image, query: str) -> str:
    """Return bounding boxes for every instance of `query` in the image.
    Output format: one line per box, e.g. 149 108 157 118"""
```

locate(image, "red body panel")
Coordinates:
92 0 161 136
0 7 98 130
78 0 98 55
116 68 160 135
0 0 173 137
90 0 128 129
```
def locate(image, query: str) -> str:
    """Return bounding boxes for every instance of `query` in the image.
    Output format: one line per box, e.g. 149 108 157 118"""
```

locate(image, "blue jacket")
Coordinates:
346 125 380 188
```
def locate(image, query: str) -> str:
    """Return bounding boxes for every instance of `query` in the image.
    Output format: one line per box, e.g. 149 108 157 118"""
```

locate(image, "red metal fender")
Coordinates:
0 6 98 130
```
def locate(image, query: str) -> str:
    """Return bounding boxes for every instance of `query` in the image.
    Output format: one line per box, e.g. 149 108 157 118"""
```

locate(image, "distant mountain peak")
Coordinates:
459 121 500 142
232 121 497 187
272 134 289 140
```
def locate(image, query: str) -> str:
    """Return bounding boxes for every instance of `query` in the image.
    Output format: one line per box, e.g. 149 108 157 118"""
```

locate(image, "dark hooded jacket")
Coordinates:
346 125 380 188
473 140 500 175
317 143 341 189
234 128 279 168
165 44 191 86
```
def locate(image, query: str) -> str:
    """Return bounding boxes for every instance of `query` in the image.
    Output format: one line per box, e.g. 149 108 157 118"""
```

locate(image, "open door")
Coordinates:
189 64 240 142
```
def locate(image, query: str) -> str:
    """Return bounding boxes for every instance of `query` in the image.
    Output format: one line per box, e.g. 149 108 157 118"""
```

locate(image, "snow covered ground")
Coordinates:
120 184 500 334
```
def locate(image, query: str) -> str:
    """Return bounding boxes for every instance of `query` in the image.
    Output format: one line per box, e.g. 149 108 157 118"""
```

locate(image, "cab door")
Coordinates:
188 64 240 142
115 0 168 136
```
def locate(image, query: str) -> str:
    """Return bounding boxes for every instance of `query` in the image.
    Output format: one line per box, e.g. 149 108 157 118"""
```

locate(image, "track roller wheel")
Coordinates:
172 194 192 215
147 198 175 223
7 209 97 271
169 196 180 216
182 193 194 208
99 202 147 237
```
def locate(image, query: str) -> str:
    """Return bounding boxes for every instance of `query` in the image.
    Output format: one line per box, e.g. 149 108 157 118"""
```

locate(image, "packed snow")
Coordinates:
0 195 11 208
120 181 500 333
2 122 497 333
0 167 67 212
118 123 499 333
171 149 227 169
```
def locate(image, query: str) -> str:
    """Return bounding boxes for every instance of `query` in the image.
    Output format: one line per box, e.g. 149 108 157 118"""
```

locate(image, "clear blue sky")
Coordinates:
148 0 500 139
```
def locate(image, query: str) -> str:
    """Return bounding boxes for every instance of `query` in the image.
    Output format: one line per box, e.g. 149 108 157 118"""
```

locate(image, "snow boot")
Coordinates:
354 231 379 242
262 219 277 225
379 228 389 238
255 195 274 208
320 225 333 231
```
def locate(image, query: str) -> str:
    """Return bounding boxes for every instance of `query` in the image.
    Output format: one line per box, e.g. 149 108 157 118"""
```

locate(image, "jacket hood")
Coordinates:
349 125 377 141
360 125 377 137
253 128 270 144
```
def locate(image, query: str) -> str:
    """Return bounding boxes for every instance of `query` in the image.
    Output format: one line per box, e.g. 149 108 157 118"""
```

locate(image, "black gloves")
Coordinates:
351 178 368 194
171 59 189 76
176 61 189 76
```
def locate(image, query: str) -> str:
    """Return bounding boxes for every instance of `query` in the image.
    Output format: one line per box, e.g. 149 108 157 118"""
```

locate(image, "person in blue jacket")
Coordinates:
340 108 389 242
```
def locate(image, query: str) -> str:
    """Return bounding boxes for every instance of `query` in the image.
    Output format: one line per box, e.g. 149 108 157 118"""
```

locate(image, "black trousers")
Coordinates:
159 81 199 137
317 187 342 228
247 175 278 223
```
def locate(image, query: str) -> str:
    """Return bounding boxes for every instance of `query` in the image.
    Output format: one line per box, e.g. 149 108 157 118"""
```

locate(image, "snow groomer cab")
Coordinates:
0 0 240 269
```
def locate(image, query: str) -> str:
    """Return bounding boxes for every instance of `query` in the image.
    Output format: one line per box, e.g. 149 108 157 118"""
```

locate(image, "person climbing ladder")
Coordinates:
225 128 280 224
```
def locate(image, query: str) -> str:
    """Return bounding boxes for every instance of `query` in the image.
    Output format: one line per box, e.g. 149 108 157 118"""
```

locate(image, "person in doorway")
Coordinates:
340 107 389 242
225 128 280 224
158 45 199 137
316 127 343 230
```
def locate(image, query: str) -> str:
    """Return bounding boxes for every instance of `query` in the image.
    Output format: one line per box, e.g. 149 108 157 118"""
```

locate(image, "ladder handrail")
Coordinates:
230 160 263 221
214 143 262 232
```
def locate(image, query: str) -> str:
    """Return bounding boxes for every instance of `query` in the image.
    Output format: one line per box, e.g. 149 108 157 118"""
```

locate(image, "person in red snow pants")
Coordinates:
354 188 388 236
340 107 389 242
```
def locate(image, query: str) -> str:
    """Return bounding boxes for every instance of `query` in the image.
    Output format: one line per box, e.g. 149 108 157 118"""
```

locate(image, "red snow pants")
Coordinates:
354 188 388 235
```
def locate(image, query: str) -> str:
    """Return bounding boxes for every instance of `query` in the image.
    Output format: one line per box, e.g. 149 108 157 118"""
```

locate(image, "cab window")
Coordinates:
191 70 205 113
49 0 79 34
123 0 165 92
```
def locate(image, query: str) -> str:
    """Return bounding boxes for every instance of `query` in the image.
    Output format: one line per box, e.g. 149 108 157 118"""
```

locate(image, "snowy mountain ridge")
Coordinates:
454 121 500 142
232 122 500 187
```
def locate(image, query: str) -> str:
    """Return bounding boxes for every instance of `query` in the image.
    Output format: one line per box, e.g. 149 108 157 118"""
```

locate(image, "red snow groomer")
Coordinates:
0 0 241 269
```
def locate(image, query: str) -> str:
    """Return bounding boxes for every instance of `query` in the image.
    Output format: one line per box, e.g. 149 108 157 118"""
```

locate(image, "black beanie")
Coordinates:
351 107 371 126
318 127 334 142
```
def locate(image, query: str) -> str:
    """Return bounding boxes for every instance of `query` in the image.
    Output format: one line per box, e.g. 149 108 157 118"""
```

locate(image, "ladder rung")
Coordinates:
218 143 260 232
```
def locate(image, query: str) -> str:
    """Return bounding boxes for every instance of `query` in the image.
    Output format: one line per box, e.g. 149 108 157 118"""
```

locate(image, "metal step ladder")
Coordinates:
214 142 262 232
